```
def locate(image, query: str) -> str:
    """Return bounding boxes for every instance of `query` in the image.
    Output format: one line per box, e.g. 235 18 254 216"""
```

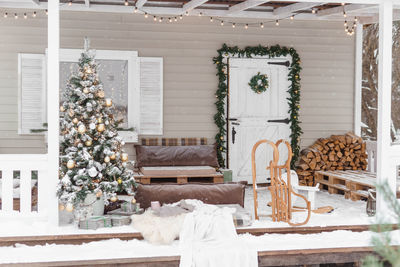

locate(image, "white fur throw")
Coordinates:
131 210 186 245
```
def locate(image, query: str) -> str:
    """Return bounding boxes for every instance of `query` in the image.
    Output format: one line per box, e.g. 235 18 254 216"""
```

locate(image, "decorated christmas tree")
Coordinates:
57 41 135 210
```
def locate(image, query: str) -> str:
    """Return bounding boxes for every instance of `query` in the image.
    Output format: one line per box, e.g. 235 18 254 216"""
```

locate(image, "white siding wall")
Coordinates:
0 10 355 154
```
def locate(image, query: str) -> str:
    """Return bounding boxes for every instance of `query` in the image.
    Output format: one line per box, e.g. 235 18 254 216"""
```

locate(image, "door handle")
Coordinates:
228 118 238 121
232 127 237 144
268 118 290 124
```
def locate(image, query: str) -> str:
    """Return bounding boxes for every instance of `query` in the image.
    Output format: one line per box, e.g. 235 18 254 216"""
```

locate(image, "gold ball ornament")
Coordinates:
96 191 103 198
97 117 103 123
104 156 110 163
110 153 116 160
67 160 75 169
110 196 118 202
60 106 65 112
121 153 128 162
131 198 136 204
97 90 105 98
97 123 105 132
66 203 74 212
85 140 92 146
78 124 86 134
83 88 89 94
72 118 79 124
59 204 65 211
117 178 122 184
105 98 112 107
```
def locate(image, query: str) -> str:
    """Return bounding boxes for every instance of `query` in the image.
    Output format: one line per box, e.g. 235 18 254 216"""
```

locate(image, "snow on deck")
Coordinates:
0 187 373 237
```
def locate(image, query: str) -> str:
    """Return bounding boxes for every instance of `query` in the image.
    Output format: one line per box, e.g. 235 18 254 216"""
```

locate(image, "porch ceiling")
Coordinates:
0 0 399 23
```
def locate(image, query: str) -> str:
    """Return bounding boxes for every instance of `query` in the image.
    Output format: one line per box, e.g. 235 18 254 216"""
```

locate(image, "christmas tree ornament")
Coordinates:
85 140 92 146
105 98 112 107
60 106 65 112
59 204 65 211
121 153 128 162
117 178 122 184
89 123 96 130
97 117 103 123
78 124 86 134
72 118 79 124
97 90 105 98
68 109 74 117
83 88 89 94
67 160 75 169
97 123 105 132
96 191 102 198
66 203 74 212
88 166 98 177
110 196 118 202
131 198 136 204
110 153 116 160
104 156 110 163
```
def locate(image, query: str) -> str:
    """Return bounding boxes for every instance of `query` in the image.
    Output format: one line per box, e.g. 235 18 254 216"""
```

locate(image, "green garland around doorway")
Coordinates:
213 44 303 169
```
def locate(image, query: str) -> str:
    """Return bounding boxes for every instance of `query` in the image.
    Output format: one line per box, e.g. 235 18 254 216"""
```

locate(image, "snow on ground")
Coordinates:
1 230 400 264
0 187 373 237
243 186 374 228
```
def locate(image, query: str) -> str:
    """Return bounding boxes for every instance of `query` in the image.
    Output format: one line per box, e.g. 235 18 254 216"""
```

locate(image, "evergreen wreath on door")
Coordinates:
248 72 269 94
213 44 303 169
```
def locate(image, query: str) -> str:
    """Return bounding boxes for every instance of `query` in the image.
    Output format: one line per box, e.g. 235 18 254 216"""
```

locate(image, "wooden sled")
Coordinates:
251 139 311 226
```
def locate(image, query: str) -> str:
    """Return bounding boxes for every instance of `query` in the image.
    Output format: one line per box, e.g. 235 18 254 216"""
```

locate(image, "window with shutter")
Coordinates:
18 54 46 135
139 57 163 135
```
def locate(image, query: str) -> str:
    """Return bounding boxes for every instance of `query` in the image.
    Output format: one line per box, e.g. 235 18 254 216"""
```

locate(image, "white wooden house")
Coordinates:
0 0 399 264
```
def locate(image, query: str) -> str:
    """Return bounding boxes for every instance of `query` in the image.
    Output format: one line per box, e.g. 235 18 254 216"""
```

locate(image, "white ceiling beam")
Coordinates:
182 0 209 12
317 4 373 16
136 0 147 8
227 0 270 15
84 0 90 8
273 2 320 17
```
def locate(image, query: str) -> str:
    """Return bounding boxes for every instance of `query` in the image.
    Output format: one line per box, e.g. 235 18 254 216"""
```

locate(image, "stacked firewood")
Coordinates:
296 132 368 186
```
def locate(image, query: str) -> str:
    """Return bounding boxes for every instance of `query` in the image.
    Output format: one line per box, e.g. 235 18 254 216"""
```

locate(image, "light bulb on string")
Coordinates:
275 20 279 26
343 11 347 18
14 13 18 19
220 20 224 26
245 24 248 29
311 8 316 14
180 15 183 20
344 20 347 26
168 17 172 22
174 17 178 21
185 11 189 16
24 13 27 19
159 17 163 22
290 15 294 20
68 1 72 6
124 0 129 6
134 6 138 13
144 12 148 18
232 23 236 28
355 17 358 22
4 12 7 18
45 9 48 15
32 11 36 17
199 12 202 16
210 17 213 22
153 16 157 21
260 22 264 28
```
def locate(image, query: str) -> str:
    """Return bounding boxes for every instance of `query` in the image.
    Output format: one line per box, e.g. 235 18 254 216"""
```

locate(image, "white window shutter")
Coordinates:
18 54 46 134
139 57 163 135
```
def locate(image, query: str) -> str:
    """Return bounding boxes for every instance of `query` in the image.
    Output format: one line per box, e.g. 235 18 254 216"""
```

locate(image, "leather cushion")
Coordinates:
139 166 217 176
135 183 246 209
135 145 219 167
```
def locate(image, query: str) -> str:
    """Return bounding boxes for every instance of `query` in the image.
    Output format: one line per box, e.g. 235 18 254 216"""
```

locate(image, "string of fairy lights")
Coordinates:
0 0 358 34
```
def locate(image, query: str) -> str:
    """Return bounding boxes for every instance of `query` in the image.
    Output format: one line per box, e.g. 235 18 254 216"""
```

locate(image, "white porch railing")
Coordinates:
366 140 377 173
0 154 48 218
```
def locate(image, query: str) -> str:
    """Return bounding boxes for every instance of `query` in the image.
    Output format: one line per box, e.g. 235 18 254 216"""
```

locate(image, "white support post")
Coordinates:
354 22 363 136
47 0 60 226
377 0 395 219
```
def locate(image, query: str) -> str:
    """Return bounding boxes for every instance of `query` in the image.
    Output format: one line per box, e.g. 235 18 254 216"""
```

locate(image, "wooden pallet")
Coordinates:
315 170 377 201
133 172 224 184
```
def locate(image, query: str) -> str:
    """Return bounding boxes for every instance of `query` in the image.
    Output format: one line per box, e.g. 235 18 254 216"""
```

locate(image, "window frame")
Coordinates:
56 49 140 131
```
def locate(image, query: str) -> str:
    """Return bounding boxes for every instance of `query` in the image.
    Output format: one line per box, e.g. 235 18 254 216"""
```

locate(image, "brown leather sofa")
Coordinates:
135 182 246 209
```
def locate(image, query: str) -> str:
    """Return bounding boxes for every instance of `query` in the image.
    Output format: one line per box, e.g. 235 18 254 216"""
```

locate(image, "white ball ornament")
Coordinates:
85 140 92 146
72 118 79 124
110 196 118 202
89 123 96 130
88 167 98 177
104 156 110 163
121 153 128 162
83 88 89 94
105 98 112 107
97 123 105 132
67 160 75 169
78 124 86 134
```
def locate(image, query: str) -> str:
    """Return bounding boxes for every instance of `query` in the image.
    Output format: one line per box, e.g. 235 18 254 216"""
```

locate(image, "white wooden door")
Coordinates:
228 58 291 184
